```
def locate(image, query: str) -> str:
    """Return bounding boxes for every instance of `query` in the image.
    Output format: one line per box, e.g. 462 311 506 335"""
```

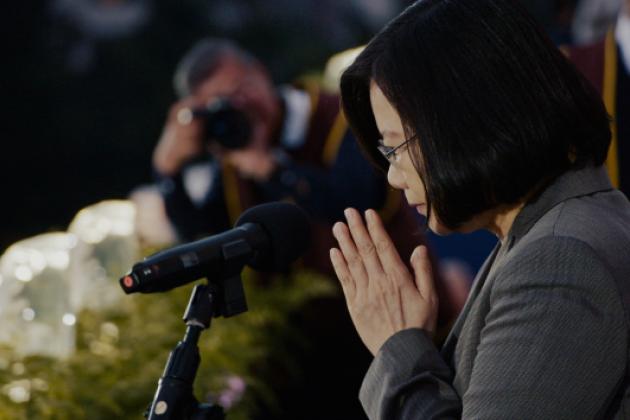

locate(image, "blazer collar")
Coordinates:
508 165 613 246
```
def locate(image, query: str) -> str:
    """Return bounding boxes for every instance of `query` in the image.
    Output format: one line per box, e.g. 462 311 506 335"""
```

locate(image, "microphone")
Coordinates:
119 202 311 295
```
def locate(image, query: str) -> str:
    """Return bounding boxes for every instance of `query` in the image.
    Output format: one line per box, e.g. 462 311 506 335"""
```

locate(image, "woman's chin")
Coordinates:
412 206 453 235
427 217 451 236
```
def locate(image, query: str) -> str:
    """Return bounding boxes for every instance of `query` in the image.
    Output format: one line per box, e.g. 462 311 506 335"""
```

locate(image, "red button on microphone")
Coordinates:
123 275 134 288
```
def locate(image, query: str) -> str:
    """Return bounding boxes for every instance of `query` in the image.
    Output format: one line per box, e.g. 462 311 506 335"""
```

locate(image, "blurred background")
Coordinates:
1 0 625 418
3 0 415 252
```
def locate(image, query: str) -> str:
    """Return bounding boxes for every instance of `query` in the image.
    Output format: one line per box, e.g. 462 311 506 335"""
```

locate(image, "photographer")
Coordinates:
152 38 425 277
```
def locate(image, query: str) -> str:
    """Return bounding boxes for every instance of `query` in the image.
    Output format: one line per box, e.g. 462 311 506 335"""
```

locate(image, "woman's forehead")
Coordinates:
369 82 405 141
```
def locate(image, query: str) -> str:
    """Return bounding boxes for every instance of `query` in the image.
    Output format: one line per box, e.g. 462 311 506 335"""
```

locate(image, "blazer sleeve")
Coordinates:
360 328 461 419
359 236 627 419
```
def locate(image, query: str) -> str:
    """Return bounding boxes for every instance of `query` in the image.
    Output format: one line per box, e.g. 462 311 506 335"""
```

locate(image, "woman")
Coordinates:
330 0 630 418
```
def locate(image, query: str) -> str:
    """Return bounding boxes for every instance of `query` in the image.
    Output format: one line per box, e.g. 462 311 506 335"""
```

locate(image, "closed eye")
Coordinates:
377 139 395 155
377 145 395 159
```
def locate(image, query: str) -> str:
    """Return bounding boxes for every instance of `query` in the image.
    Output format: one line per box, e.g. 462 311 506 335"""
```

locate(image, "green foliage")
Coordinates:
0 269 337 419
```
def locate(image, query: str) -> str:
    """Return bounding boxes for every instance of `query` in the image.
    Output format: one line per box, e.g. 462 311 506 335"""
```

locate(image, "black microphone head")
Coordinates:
235 202 311 272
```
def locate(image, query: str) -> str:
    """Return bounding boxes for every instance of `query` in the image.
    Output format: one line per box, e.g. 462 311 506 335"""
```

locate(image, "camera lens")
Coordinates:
200 99 251 149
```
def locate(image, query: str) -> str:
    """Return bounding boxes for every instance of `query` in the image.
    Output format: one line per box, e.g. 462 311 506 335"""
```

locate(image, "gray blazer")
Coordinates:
359 165 630 419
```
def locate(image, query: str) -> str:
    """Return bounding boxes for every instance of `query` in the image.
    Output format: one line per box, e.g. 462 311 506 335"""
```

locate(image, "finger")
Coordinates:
329 248 356 299
344 208 385 278
411 245 436 300
170 97 201 121
364 209 407 279
332 222 368 286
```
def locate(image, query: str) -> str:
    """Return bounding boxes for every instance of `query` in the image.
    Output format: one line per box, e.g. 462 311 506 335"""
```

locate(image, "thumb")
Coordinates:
411 245 435 299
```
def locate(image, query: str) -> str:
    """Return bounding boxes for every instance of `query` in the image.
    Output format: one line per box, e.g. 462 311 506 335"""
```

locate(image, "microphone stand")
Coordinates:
145 239 253 420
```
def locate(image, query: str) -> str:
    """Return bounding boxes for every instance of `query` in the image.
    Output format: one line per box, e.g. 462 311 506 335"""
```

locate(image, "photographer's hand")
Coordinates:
153 99 205 176
224 148 277 181
221 121 277 181
330 208 438 356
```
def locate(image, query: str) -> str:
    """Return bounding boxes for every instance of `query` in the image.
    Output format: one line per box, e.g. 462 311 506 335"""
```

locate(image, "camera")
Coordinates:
178 98 251 149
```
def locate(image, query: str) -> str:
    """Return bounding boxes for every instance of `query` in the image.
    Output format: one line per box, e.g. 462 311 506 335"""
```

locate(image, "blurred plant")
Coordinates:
0 268 337 419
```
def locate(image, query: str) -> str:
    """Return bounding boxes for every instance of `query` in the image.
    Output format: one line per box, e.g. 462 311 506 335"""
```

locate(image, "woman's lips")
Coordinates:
415 204 426 215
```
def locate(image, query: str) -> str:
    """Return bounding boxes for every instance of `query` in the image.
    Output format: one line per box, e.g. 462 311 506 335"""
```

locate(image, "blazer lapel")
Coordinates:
440 242 501 363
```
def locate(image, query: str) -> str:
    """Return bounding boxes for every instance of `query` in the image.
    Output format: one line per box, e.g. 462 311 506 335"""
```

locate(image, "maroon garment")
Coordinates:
566 38 606 95
565 33 630 197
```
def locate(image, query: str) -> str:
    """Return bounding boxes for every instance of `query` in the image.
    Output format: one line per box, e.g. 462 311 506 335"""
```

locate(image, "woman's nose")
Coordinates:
387 164 406 190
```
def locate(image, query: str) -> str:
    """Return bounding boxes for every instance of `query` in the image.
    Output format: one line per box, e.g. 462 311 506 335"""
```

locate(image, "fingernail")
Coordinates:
411 246 422 262
344 208 352 220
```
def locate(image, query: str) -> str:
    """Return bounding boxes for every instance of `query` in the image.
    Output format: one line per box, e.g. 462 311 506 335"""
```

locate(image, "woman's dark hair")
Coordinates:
340 0 611 229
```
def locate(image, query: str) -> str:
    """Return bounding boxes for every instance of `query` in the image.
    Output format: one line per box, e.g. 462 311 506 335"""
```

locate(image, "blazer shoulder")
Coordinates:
497 234 613 288
517 191 630 274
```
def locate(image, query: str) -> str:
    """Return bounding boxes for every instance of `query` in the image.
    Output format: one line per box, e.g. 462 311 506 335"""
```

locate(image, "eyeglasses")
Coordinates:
377 135 417 164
